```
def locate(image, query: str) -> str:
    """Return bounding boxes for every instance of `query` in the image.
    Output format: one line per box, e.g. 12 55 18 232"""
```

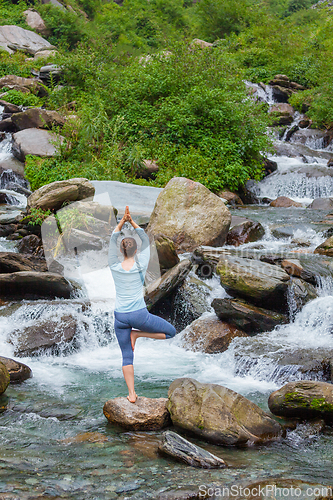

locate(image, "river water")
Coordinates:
1 100 333 498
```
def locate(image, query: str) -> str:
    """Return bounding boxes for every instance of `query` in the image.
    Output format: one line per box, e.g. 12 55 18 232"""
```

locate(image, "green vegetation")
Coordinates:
21 207 52 226
310 398 333 412
1 89 42 106
1 0 333 191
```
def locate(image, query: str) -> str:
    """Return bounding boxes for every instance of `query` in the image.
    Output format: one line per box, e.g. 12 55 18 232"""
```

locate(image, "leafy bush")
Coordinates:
0 0 29 27
1 89 42 106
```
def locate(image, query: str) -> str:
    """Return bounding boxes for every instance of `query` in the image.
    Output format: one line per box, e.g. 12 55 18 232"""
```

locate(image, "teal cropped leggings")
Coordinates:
114 307 176 366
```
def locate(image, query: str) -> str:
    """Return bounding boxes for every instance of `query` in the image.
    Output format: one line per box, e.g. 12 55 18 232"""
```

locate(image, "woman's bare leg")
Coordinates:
122 364 137 403
130 330 166 350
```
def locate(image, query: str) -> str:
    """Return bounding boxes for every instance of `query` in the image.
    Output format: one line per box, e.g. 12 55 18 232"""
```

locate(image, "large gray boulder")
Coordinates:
103 397 171 430
268 381 333 423
12 128 65 161
212 298 288 334
147 177 231 253
0 271 74 299
0 25 55 55
158 430 226 468
308 197 333 209
182 314 248 353
27 178 95 210
11 108 65 131
168 378 283 446
216 255 290 312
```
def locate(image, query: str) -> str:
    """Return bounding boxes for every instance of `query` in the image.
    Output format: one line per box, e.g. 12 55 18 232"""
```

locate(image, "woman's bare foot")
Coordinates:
127 393 138 403
130 330 139 351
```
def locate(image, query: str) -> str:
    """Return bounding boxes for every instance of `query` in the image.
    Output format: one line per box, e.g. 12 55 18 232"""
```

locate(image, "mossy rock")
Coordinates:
0 362 10 395
268 381 333 423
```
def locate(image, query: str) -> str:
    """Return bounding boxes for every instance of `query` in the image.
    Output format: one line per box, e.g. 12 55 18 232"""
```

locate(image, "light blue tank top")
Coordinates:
108 227 150 313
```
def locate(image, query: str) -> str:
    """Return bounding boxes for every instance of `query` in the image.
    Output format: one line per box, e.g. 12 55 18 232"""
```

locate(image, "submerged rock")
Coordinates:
182 314 248 353
147 177 231 252
10 315 80 356
103 396 170 430
0 361 10 395
212 298 288 334
0 356 32 383
168 378 283 446
216 254 290 312
268 381 333 423
158 430 226 468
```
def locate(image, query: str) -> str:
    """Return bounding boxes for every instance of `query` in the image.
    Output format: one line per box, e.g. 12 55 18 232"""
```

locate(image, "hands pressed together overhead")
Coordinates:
115 206 139 231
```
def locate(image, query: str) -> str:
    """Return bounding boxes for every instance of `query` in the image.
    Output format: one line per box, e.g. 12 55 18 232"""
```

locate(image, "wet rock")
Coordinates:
216 190 243 206
27 178 95 211
0 117 16 132
23 9 49 37
0 271 74 299
270 103 294 126
0 100 20 114
4 182 31 197
12 128 65 161
145 259 192 309
0 356 32 383
0 74 47 97
291 129 333 149
0 252 47 273
281 259 317 286
212 298 288 334
237 179 260 204
299 118 311 128
268 381 333 423
0 192 20 205
0 156 25 176
314 235 333 256
10 315 79 356
158 430 226 468
270 196 302 208
38 64 63 83
153 234 179 272
285 124 299 142
168 378 283 446
61 432 109 445
0 361 10 394
288 277 318 312
103 396 171 430
147 177 231 253
11 108 65 131
0 25 55 55
263 158 278 176
17 234 42 255
216 254 290 312
171 275 212 329
308 198 333 209
226 216 265 247
182 314 248 353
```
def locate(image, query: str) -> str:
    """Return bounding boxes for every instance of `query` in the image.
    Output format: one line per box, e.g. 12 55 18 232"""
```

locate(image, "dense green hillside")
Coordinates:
1 0 332 190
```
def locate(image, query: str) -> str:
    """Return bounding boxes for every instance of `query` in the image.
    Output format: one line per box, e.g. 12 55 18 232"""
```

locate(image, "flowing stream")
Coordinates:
1 95 333 499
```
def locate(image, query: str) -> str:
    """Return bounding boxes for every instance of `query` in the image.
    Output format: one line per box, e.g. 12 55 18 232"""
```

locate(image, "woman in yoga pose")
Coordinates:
108 206 176 403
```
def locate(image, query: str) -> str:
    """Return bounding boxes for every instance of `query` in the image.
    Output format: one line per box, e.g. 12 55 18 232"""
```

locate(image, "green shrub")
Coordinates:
1 89 42 107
